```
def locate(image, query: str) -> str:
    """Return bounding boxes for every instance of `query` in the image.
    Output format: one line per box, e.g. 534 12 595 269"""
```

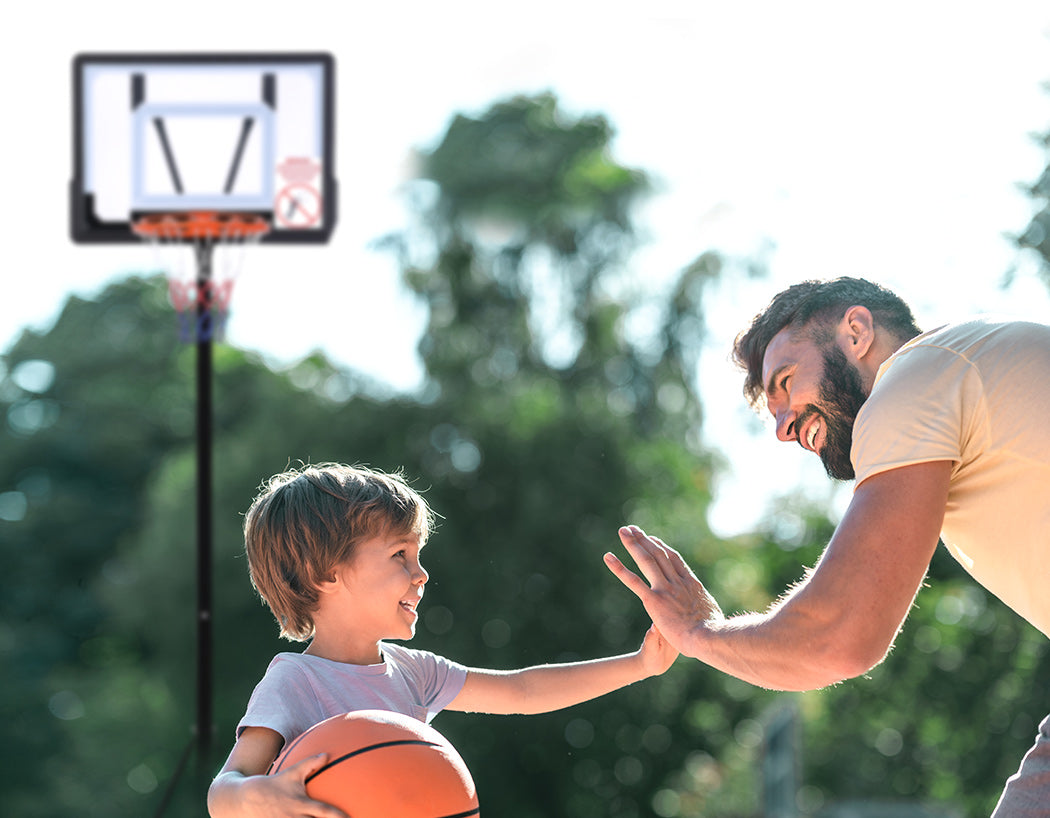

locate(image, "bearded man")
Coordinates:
605 277 1050 816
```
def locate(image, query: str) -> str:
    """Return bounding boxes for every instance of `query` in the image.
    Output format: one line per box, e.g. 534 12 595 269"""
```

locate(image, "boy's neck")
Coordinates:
303 635 384 666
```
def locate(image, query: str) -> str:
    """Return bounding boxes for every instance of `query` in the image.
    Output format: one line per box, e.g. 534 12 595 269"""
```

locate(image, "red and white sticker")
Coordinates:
275 183 323 228
275 158 323 228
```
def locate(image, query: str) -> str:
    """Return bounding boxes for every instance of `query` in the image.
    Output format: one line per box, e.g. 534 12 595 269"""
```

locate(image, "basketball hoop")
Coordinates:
72 54 336 779
133 211 270 343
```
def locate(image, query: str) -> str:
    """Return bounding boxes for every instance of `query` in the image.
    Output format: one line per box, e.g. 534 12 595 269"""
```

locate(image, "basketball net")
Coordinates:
133 212 270 343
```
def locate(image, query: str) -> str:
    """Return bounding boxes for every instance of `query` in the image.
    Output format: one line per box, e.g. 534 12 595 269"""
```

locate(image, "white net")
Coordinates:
135 214 268 343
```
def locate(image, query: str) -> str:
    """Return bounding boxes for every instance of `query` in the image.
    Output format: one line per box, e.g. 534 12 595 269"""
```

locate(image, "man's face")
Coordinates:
761 326 869 480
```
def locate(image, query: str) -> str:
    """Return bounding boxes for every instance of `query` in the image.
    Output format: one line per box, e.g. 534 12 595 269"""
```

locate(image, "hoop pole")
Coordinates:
194 243 215 780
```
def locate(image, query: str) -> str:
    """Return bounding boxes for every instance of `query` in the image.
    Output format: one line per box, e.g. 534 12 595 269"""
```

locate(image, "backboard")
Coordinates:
71 52 336 243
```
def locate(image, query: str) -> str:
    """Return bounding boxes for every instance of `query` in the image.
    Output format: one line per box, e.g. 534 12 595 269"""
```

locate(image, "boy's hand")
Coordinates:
638 623 678 677
212 754 349 818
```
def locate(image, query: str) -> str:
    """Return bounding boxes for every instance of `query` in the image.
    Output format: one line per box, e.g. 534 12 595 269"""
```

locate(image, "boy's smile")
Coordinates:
345 532 428 638
399 589 423 622
308 530 429 664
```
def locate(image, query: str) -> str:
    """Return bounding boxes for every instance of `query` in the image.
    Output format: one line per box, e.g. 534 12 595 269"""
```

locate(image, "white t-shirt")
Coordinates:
237 642 469 744
851 317 1050 637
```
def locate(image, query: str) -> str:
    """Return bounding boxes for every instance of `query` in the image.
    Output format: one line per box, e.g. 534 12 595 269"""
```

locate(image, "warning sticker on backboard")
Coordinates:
275 184 323 228
275 158 323 228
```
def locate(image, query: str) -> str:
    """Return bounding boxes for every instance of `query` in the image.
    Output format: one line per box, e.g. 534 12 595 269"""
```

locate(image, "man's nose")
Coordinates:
775 408 797 443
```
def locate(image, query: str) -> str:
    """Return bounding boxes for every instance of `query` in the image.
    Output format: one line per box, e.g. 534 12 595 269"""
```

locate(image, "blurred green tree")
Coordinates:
371 92 766 817
798 86 1050 815
737 498 1049 817
1014 119 1050 289
0 279 190 816
1 93 764 818
6 89 1046 818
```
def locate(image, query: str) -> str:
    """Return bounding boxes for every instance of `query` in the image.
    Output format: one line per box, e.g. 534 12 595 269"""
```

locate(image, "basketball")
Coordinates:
269 709 479 817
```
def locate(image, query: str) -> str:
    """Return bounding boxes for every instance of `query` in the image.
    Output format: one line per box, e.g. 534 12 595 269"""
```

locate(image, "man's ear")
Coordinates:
840 305 875 360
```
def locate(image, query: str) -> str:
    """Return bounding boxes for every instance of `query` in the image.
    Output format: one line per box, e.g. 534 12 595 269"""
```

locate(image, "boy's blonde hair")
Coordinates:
243 463 434 640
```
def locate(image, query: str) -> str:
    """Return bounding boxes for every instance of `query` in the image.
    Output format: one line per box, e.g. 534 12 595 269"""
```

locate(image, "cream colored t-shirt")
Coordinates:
851 317 1050 637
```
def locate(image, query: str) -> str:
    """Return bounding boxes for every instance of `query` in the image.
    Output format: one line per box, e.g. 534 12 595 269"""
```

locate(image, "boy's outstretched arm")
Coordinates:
207 726 348 818
445 624 676 715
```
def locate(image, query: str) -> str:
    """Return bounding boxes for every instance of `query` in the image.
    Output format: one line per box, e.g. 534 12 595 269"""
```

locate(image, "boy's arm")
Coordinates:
445 624 676 715
207 726 348 818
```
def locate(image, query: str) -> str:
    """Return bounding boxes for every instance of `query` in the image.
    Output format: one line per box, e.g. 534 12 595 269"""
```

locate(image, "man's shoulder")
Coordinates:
899 316 1047 356
876 316 1048 390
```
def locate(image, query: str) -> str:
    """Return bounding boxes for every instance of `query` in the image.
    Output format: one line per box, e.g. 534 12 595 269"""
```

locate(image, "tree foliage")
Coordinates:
3 91 1048 818
1015 121 1050 289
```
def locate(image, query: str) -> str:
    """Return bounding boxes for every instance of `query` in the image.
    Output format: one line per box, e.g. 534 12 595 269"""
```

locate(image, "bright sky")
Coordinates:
4 1 1049 536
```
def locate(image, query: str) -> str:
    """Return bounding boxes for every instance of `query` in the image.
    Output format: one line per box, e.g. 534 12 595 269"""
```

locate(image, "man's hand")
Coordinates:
604 525 723 658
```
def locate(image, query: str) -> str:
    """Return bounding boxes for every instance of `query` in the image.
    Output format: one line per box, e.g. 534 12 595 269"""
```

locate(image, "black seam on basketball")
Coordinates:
304 739 442 784
436 809 481 818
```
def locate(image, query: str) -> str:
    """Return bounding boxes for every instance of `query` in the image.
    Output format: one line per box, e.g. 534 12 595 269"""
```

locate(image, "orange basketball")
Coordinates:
269 709 479 817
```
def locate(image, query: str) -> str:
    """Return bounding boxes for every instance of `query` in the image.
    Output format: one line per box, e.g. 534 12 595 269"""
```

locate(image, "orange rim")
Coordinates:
132 211 271 241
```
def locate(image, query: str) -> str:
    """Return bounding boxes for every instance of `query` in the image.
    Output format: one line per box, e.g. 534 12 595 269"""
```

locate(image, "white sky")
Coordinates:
3 1 1050 536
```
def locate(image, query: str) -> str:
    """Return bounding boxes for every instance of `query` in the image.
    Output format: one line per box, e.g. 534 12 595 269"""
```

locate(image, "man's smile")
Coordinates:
802 416 822 453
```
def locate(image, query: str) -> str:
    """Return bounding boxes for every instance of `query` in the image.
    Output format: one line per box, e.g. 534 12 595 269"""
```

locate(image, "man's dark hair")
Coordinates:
732 277 922 407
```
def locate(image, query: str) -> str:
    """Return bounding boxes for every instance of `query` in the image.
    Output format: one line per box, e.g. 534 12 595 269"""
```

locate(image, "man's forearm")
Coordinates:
682 594 887 692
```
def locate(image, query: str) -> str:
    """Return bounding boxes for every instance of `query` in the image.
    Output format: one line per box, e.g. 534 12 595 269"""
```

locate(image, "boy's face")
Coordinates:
335 530 429 645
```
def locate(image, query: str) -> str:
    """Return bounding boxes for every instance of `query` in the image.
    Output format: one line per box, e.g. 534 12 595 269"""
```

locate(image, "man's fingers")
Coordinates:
651 535 698 581
621 525 690 583
603 552 652 599
615 525 705 597
618 525 672 573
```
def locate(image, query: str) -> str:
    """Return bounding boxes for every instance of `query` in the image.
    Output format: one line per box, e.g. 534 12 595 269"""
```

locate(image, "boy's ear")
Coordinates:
315 570 341 595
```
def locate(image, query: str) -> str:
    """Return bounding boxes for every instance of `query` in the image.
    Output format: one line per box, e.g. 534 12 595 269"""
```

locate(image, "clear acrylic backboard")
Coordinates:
70 52 336 244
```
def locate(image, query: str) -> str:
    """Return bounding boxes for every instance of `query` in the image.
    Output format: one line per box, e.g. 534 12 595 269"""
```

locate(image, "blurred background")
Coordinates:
3 2 1049 816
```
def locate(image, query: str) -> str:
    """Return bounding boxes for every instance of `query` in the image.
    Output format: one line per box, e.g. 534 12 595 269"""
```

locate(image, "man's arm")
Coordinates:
605 460 952 691
445 624 677 714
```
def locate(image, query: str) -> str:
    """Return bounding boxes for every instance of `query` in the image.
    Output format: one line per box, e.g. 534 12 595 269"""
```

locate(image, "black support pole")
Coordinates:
195 243 215 776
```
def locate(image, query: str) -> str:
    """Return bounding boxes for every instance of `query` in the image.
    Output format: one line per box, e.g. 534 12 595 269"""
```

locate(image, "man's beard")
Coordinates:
797 345 869 481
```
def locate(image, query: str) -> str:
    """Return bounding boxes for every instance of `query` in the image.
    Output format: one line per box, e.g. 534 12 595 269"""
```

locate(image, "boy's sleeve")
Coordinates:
390 645 468 722
424 650 469 720
236 656 320 744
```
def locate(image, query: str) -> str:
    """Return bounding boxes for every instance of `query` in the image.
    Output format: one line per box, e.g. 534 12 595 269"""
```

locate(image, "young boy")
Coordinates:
208 463 676 818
